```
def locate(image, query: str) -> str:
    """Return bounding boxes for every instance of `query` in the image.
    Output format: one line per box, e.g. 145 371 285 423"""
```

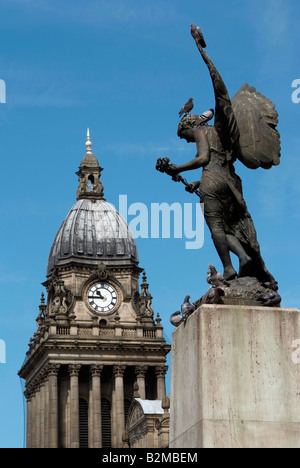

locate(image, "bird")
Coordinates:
258 292 282 308
205 286 225 305
181 295 195 324
170 311 184 327
207 264 230 288
196 108 214 126
262 280 279 292
190 24 207 48
179 98 194 117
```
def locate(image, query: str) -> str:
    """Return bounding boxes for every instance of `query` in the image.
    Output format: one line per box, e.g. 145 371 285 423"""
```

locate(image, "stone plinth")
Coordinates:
169 305 300 448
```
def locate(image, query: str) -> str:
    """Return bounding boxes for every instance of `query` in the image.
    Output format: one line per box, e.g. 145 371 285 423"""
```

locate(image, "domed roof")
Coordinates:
47 198 139 276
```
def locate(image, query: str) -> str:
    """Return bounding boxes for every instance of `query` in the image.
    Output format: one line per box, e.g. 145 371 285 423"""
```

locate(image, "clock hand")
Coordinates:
88 294 105 300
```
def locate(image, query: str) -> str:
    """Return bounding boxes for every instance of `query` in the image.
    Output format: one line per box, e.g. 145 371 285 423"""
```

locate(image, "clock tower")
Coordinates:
19 131 170 448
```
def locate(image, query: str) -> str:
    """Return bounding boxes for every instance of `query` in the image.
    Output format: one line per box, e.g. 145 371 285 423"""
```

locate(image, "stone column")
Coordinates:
40 371 46 448
34 381 41 448
111 383 117 447
28 390 35 447
113 365 126 448
24 390 32 448
48 363 60 448
29 383 37 448
155 366 168 400
90 364 103 448
156 396 170 448
44 371 50 448
135 366 148 399
68 364 81 448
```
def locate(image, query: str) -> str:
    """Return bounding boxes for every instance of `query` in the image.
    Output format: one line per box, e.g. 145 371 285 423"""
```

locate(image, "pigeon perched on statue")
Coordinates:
262 281 279 292
170 311 184 328
207 264 230 288
258 292 282 307
181 295 195 324
205 286 225 305
196 108 214 126
190 24 206 48
179 98 194 117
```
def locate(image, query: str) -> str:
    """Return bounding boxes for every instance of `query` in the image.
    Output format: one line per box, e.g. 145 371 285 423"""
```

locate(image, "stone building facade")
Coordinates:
19 131 170 448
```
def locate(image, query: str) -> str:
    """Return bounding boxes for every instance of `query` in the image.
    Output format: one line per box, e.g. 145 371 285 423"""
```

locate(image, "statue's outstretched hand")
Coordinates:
156 158 180 177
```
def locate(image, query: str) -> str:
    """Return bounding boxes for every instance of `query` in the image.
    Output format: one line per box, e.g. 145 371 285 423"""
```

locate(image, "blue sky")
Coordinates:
0 0 300 447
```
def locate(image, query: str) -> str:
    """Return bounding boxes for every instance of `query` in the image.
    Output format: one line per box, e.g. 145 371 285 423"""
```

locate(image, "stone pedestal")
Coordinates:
169 305 300 448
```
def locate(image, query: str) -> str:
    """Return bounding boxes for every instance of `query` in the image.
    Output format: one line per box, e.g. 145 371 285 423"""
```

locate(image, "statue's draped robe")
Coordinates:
199 126 274 283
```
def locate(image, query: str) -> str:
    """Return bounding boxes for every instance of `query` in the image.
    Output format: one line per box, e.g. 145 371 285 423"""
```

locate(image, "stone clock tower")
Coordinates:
19 131 170 449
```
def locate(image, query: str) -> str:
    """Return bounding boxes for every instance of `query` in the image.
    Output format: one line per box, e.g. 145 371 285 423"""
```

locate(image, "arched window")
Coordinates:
101 398 111 448
88 175 94 191
79 398 89 448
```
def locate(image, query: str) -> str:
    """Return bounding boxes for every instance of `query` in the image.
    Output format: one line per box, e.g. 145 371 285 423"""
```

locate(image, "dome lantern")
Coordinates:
76 129 104 200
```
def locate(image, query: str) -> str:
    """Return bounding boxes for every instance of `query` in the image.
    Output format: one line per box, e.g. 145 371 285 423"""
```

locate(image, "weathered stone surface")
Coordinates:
169 305 300 448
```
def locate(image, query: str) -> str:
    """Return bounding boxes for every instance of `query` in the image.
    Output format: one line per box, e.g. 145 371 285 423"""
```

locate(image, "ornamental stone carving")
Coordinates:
44 274 74 321
68 364 81 376
90 364 104 377
113 365 126 377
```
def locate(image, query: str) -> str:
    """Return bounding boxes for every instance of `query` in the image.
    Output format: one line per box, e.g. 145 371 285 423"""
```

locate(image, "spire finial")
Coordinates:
86 128 92 154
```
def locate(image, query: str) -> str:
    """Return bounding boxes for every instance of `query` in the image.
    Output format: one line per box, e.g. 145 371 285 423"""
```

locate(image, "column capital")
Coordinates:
155 365 168 378
113 365 126 377
68 364 81 376
46 363 60 377
135 365 148 377
90 364 104 377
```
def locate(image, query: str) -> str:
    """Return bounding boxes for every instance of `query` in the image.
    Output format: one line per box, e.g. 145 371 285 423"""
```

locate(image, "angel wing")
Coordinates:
231 84 281 169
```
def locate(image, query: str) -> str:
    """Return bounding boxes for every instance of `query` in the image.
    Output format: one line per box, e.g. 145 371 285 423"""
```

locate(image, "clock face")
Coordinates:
87 282 118 314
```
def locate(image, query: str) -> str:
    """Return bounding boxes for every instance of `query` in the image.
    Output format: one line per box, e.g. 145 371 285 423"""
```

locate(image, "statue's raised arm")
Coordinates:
190 24 281 169
190 24 240 159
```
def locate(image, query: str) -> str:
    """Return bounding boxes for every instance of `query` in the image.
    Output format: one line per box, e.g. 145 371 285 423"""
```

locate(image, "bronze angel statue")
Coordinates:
156 25 281 285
